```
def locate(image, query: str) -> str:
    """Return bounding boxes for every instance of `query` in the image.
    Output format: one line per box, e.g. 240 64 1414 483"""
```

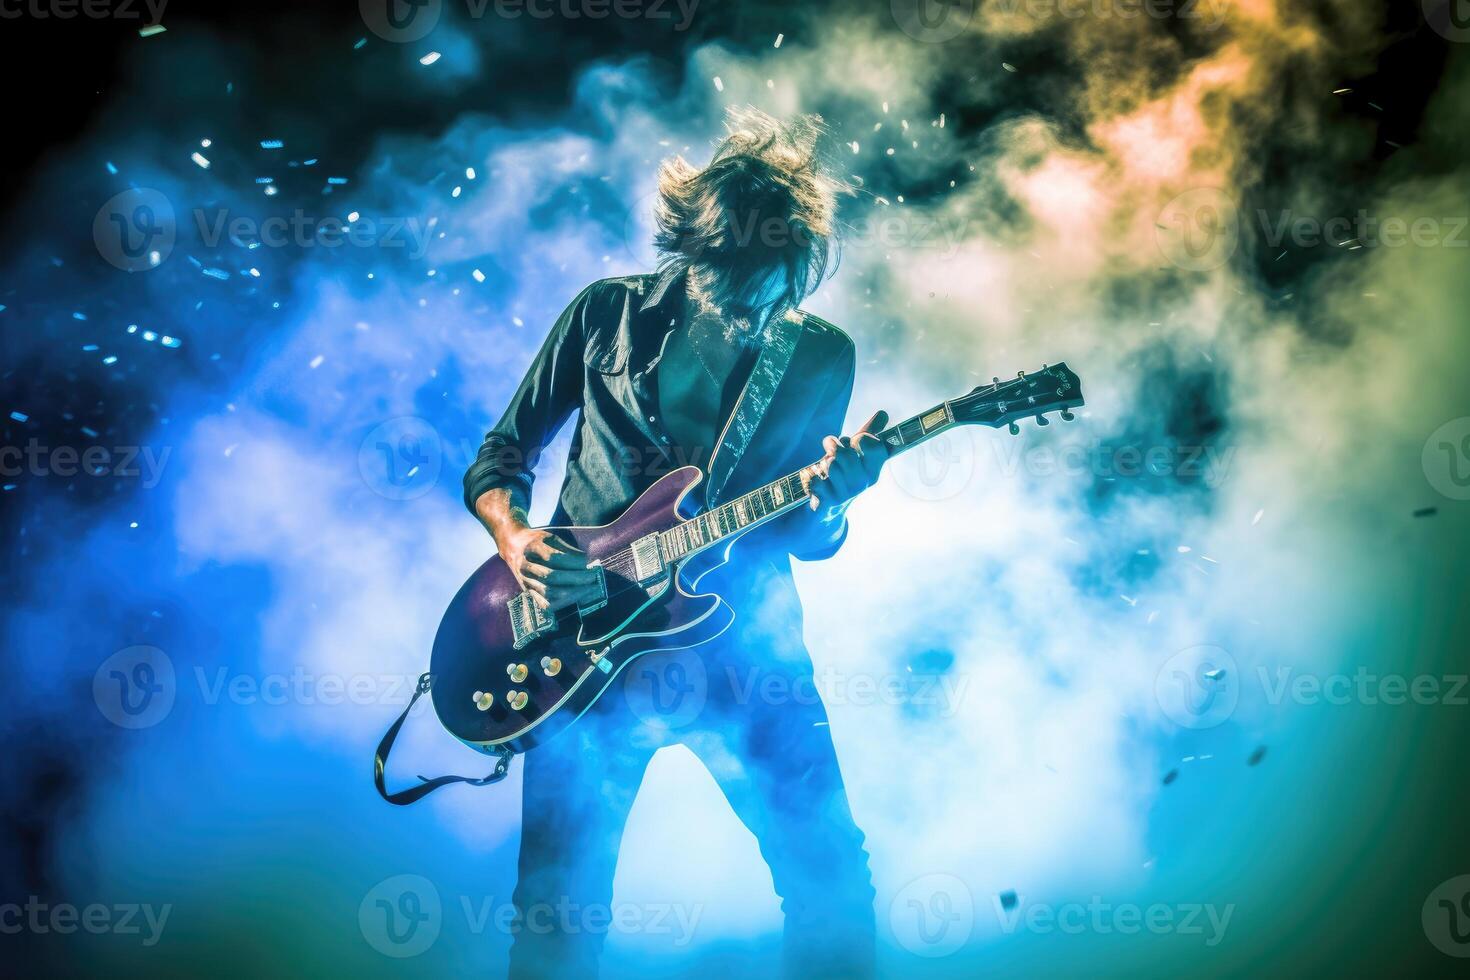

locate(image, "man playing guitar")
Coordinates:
464 109 884 978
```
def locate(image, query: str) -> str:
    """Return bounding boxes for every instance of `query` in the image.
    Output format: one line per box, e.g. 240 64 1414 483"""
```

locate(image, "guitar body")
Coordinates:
429 466 737 755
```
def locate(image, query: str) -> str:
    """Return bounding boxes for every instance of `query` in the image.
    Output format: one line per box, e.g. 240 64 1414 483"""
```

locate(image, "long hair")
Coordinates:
653 108 842 312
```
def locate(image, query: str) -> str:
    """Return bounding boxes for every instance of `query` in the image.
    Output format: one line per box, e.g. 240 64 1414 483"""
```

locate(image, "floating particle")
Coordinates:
939 112 946 128
1252 509 1264 526
264 186 278 196
1002 62 1017 73
465 167 476 179
247 268 260 278
191 152 211 169
143 330 158 342
200 138 212 148
849 141 860 154
354 37 367 50
260 139 284 149
1119 594 1137 606
420 51 441 66
105 161 118 174
327 177 348 185
774 33 783 48
202 267 230 280
472 269 486 283
452 185 463 198
885 147 895 156
9 411 29 423
713 76 723 92
1162 769 1178 786
81 426 99 438
72 311 87 321
512 316 524 327
1176 545 1191 553
766 79 774 90
1203 668 1226 682
1333 87 1352 95
999 890 1018 911
1413 506 1438 518
255 177 274 184
1274 250 1286 261
1368 101 1383 111
139 24 166 38
82 344 98 351
309 354 325 369
162 336 181 348
347 211 360 222
1247 746 1267 766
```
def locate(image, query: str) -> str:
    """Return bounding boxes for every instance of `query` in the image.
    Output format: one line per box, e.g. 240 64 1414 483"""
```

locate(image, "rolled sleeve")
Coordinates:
462 286 592 514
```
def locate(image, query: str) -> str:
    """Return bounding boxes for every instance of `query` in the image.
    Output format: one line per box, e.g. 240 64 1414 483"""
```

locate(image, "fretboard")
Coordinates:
656 399 956 561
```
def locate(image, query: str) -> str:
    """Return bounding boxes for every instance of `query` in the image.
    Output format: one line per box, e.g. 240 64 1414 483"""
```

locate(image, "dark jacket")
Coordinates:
463 273 858 600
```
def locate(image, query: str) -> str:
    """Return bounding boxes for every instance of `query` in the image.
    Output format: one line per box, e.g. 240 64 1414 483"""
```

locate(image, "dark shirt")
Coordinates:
462 272 858 572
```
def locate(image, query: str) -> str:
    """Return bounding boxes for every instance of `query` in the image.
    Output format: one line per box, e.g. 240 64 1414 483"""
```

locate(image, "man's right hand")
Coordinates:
496 522 604 612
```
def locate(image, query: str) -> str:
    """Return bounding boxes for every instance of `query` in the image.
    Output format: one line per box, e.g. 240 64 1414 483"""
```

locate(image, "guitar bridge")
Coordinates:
507 592 556 650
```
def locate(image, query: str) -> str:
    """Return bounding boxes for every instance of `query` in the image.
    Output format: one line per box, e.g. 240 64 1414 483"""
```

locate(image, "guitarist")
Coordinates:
464 109 885 979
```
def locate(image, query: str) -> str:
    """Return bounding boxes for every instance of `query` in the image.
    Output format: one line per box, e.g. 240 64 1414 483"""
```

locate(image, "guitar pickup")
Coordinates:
629 533 666 586
577 564 609 617
507 591 556 650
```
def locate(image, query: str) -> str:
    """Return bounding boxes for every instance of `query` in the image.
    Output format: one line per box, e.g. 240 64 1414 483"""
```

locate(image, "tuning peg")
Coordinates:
992 376 1001 385
1035 414 1050 426
1060 409 1075 421
1008 422 1020 435
1017 370 1026 380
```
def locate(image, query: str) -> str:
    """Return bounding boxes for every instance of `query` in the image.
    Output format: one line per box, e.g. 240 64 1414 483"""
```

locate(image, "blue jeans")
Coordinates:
507 637 877 979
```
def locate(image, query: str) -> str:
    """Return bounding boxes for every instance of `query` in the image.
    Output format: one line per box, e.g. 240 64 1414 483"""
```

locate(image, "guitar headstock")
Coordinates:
950 362 1085 434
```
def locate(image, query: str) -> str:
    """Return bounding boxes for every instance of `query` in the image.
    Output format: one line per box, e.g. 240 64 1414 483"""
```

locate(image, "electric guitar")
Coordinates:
423 362 1084 761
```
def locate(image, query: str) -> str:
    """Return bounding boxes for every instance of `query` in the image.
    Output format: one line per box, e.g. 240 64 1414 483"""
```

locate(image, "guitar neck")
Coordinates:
656 400 955 563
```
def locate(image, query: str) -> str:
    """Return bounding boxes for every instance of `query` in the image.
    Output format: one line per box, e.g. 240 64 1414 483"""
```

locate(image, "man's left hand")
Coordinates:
807 411 890 519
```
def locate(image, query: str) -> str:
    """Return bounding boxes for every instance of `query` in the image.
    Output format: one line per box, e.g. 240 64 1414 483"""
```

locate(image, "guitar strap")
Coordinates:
703 311 802 506
374 673 514 805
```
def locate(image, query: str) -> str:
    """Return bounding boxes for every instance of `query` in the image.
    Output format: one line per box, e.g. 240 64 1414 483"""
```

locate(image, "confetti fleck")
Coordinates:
9 411 29 423
139 24 166 38
309 354 325 369
1413 506 1438 518
1002 62 1017 73
713 76 724 92
774 33 783 48
1247 746 1268 766
420 51 442 66
191 152 211 169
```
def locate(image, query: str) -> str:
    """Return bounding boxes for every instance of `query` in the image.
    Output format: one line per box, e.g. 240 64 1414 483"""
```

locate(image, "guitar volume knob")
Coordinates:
508 690 529 711
507 663 528 683
540 656 562 677
472 691 494 711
